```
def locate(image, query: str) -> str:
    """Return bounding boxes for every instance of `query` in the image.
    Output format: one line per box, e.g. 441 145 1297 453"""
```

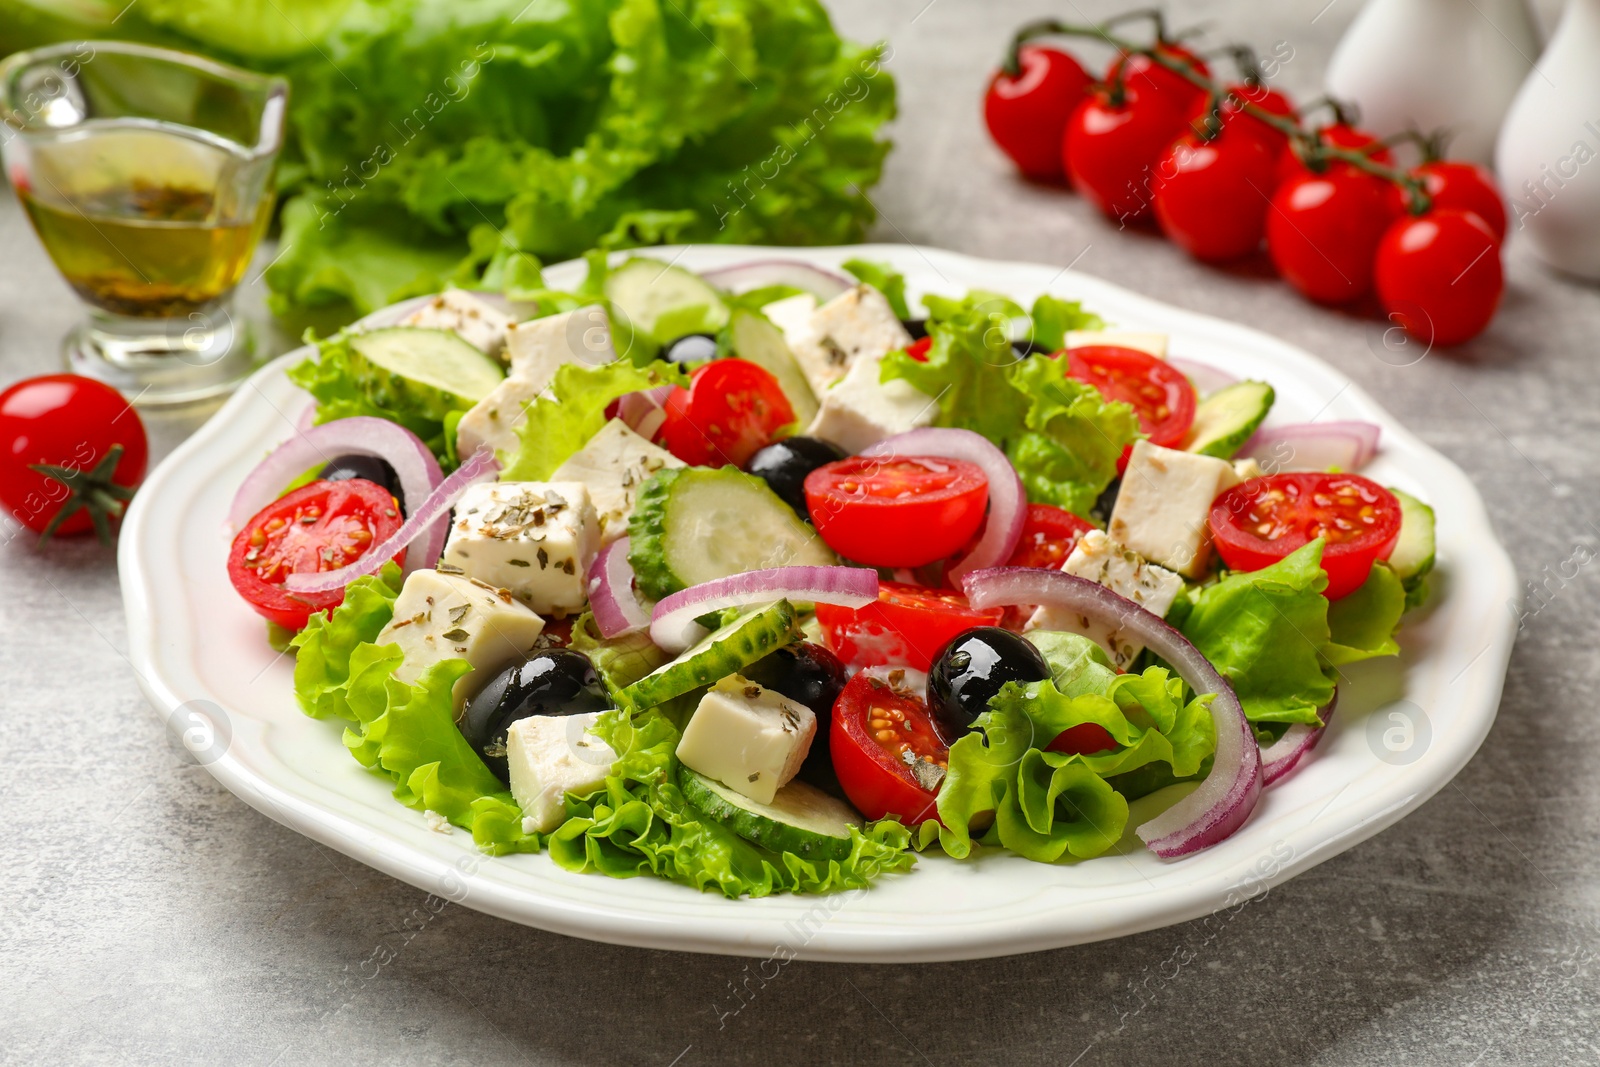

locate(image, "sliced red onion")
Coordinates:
962 566 1262 859
699 260 854 302
284 449 501 594
588 537 653 638
617 385 673 441
1168 357 1237 395
650 566 879 654
1240 421 1381 472
1261 692 1337 786
861 428 1026 583
229 415 441 532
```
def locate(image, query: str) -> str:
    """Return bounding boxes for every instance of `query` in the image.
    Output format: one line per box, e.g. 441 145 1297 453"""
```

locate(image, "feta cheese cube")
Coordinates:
505 304 616 389
1026 530 1183 669
550 419 685 544
377 569 546 712
400 288 515 356
1233 457 1265 481
1109 440 1240 579
1063 329 1169 359
675 675 816 805
788 285 913 394
805 354 937 455
442 481 599 615
760 292 818 347
455 376 544 461
506 712 617 833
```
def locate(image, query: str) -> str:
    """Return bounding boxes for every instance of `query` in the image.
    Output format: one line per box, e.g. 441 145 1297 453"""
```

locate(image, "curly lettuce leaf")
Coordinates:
549 708 915 897
1325 562 1407 666
569 612 671 698
841 258 910 320
498 358 687 479
1006 355 1141 516
290 565 404 721
1028 294 1103 352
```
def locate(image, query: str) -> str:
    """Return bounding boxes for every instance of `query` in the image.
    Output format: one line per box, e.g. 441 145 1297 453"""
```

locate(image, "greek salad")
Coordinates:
225 252 1436 898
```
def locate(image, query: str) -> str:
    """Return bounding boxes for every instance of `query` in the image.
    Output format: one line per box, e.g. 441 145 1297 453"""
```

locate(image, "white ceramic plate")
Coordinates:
120 244 1518 963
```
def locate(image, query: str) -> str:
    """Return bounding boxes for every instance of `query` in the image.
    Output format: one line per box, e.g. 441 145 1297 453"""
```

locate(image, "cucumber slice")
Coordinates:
728 309 820 426
620 601 802 712
1388 489 1436 584
628 466 836 601
347 327 505 416
681 769 858 861
1183 380 1274 459
604 258 730 344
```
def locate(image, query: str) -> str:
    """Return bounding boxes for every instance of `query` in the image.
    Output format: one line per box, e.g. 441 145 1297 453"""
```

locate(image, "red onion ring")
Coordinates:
229 416 441 533
1240 421 1381 472
284 449 501 594
698 260 853 302
861 428 1026 583
1261 692 1337 786
1168 357 1237 396
588 536 653 638
650 566 879 654
616 386 673 442
962 566 1262 859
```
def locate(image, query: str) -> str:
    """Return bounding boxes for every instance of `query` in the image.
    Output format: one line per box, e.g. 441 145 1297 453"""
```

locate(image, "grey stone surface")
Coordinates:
2 1 1598 1063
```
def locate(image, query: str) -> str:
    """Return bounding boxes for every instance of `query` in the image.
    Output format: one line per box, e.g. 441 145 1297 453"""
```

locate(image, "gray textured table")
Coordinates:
4 1 1598 1064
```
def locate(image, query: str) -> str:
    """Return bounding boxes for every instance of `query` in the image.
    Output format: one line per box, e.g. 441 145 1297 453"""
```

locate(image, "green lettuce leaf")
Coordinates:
1005 355 1141 516
569 612 671 698
290 564 404 721
498 358 687 479
1325 562 1407 666
841 258 910 319
1028 294 1103 352
549 708 915 897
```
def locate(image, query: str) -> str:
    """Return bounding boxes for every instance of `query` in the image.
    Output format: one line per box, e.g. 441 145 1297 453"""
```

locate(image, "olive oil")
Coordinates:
16 127 271 318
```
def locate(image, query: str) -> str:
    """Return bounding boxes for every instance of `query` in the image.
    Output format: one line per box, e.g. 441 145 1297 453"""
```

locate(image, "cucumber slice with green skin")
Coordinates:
604 259 730 345
620 601 801 712
628 466 837 601
681 769 858 862
1388 488 1436 584
346 327 505 416
728 309 820 426
1183 380 1275 459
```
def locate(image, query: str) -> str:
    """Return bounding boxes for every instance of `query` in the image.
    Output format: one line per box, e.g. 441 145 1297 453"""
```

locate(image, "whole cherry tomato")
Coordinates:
0 374 147 543
1190 82 1296 154
1064 86 1189 223
657 358 794 468
1108 44 1211 114
984 46 1093 180
1276 124 1393 186
1374 208 1503 347
1391 161 1508 243
1267 169 1397 304
1154 125 1280 262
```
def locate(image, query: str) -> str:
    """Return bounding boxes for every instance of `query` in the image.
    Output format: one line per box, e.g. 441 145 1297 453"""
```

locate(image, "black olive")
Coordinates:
927 627 1050 743
1091 479 1121 525
318 454 403 507
1011 338 1047 360
744 436 845 521
662 333 719 367
741 641 849 792
902 318 929 340
460 650 609 783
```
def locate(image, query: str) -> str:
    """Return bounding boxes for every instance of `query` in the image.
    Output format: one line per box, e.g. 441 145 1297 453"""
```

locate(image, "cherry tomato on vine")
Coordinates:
816 582 1003 672
1064 86 1189 223
984 46 1093 180
1065 345 1197 470
227 478 407 630
1005 504 1096 569
1210 472 1402 599
657 358 795 468
1267 169 1397 304
1276 124 1393 185
804 456 989 568
0 374 147 543
1109 44 1211 114
1374 208 1503 347
1153 125 1280 262
1191 82 1296 154
830 671 947 824
1390 161 1507 243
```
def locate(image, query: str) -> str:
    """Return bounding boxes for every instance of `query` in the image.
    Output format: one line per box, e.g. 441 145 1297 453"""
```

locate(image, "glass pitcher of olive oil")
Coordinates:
1 43 286 406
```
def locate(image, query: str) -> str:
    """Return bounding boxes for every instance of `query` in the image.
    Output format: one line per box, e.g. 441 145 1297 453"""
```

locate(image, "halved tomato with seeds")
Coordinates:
1064 345 1196 472
831 670 948 825
227 478 406 630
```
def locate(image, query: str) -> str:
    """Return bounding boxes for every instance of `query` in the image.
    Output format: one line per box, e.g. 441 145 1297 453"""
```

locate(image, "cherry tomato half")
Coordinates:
804 456 989 568
830 670 948 824
1064 86 1189 224
816 581 1003 672
984 46 1093 180
1006 504 1097 570
227 478 407 630
0 374 147 540
1048 722 1120 755
1375 208 1503 347
1210 472 1402 599
657 358 795 468
1153 125 1280 262
1065 345 1197 471
1392 161 1508 243
1267 169 1397 304
905 336 933 362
